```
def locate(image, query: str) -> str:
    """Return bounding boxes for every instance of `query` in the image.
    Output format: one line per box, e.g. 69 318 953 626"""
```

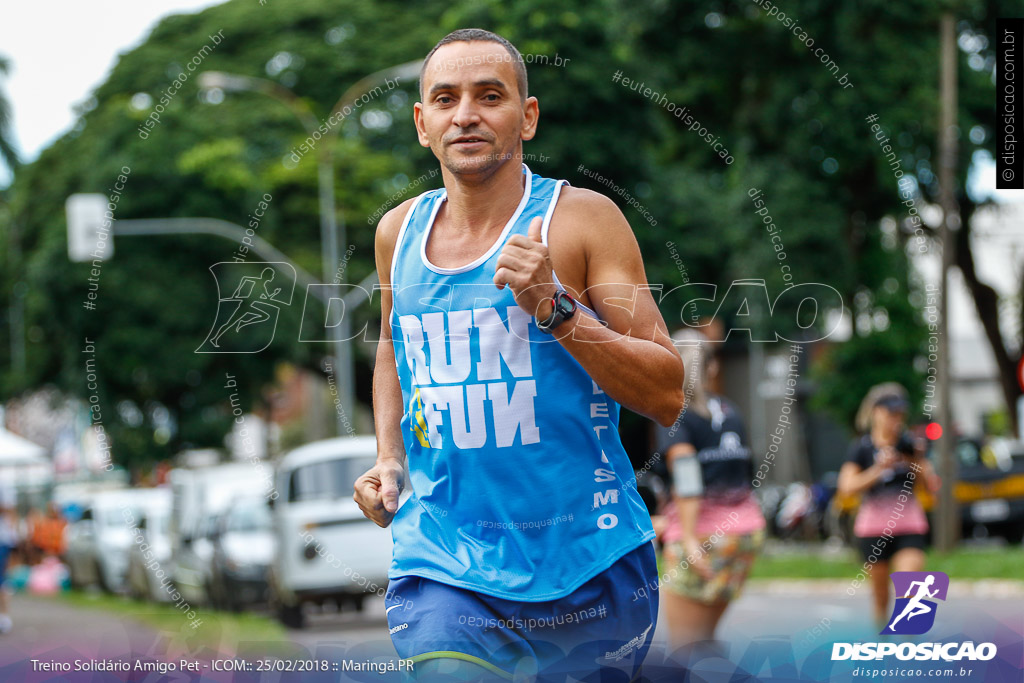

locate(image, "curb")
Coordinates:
746 578 1024 598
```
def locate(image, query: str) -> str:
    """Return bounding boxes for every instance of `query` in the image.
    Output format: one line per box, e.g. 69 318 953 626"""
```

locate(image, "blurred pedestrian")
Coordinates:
657 329 766 647
27 556 67 596
24 507 42 564
0 489 18 634
30 502 67 560
837 383 941 626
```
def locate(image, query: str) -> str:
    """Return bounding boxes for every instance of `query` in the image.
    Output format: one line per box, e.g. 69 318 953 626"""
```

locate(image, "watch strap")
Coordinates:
537 289 576 333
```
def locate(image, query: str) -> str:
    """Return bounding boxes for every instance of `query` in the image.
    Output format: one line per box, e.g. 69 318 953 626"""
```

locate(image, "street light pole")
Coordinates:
935 13 960 553
319 60 423 431
200 61 421 435
316 147 349 431
68 211 379 309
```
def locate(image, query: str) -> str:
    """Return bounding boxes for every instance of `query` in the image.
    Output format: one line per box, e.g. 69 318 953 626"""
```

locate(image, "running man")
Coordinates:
354 29 685 681
887 574 938 631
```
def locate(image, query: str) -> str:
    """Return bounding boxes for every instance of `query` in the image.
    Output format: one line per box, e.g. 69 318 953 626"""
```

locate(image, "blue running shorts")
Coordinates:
384 541 659 681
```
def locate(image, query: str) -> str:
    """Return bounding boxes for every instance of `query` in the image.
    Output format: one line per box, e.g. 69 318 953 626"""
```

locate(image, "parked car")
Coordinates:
267 436 394 628
65 488 156 592
168 462 272 606
52 478 130 522
922 437 1024 543
208 495 275 611
125 488 173 602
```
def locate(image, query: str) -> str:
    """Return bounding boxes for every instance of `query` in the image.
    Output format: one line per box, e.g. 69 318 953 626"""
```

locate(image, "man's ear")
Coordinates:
413 102 431 148
521 96 539 141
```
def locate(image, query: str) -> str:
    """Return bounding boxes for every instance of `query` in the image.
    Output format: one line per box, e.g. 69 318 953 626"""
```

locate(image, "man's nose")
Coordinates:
452 96 482 128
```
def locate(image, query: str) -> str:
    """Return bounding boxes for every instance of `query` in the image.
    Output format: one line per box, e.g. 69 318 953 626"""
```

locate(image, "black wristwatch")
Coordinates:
536 288 577 334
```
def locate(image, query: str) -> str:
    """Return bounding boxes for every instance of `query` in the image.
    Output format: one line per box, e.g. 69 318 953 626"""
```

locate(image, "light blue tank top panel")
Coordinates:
387 164 654 601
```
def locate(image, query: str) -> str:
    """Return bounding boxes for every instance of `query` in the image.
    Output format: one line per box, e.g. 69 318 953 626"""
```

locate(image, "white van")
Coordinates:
65 488 161 592
267 436 394 628
168 462 272 605
126 489 173 602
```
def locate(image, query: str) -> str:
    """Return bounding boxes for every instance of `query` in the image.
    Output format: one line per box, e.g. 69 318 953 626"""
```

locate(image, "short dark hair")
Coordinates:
419 28 528 102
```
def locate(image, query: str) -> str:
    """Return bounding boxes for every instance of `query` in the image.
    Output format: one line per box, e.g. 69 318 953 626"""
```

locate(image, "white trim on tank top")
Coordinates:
542 178 603 323
399 164 603 323
390 192 429 286
418 165 534 275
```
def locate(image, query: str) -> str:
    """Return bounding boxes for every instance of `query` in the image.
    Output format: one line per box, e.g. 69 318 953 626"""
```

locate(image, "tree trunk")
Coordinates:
956 198 1021 435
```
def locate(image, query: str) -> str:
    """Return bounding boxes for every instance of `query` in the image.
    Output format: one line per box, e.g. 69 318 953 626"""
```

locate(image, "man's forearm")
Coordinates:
373 340 407 465
552 312 684 426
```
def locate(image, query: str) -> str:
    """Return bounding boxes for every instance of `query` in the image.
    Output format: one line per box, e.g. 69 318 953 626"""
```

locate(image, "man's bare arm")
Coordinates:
371 204 408 466
354 199 414 527
545 190 685 426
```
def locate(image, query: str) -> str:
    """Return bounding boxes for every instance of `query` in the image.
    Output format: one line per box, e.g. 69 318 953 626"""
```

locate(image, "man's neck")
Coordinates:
438 159 526 235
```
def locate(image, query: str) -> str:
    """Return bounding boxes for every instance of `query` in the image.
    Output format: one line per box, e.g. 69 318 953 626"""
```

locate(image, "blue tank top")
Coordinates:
387 165 654 601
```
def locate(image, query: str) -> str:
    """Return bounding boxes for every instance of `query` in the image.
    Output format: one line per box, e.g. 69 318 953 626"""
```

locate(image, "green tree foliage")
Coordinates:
446 0 1010 431
1 0 446 468
0 0 1012 468
0 54 19 173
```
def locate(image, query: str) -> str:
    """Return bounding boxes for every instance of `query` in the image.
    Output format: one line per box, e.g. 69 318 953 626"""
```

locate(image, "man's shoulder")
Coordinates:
554 185 623 221
547 185 631 258
376 195 425 249
374 195 429 283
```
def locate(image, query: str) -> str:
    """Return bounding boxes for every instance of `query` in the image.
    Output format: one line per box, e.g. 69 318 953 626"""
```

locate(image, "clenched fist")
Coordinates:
493 216 557 320
354 459 406 528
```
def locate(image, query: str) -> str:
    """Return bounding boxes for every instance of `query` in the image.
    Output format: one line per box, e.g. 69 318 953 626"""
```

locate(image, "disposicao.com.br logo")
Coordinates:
883 570 949 635
832 571 997 663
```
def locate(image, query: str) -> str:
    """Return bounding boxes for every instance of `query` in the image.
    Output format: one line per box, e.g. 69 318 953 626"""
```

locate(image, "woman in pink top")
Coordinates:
656 330 766 647
837 383 940 625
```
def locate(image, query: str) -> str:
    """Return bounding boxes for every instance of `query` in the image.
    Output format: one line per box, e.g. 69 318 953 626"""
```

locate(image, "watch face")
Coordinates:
537 290 576 333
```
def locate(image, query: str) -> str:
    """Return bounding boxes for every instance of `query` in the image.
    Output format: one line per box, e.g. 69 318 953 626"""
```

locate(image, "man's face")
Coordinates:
415 41 538 178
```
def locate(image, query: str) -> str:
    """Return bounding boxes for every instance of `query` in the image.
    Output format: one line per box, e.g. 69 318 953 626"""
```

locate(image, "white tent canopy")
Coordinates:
0 429 47 466
0 427 51 498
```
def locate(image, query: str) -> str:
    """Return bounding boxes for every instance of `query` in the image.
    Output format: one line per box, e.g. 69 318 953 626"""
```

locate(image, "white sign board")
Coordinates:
66 193 114 262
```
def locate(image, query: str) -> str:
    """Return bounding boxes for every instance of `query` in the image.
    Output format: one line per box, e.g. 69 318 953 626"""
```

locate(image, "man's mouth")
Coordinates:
450 135 489 148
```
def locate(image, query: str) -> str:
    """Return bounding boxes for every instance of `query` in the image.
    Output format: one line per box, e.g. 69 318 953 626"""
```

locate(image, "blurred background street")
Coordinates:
0 0 1021 680
3 571 1021 677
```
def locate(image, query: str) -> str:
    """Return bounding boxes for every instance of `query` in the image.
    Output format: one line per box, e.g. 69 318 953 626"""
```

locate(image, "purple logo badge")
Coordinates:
881 571 949 635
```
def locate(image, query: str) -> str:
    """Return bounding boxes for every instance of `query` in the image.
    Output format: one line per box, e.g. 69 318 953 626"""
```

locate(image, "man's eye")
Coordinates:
436 96 452 105
484 94 499 102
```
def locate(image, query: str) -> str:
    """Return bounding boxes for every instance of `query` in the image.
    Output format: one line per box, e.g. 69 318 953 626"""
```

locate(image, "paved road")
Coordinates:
0 593 170 679
289 579 1024 651
162 581 1024 679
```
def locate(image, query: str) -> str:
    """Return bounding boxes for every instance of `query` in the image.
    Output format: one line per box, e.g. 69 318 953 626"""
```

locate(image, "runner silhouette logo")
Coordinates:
881 571 949 635
197 262 295 354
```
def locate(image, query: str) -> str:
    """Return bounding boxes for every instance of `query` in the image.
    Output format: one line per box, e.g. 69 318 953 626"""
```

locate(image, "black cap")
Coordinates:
875 394 909 412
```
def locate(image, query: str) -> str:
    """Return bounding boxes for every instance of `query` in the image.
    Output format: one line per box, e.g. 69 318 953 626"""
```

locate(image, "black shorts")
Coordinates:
857 533 927 563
